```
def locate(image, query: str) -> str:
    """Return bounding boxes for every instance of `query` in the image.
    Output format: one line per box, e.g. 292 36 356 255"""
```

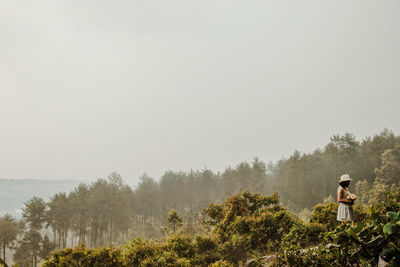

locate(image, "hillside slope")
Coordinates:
0 178 83 217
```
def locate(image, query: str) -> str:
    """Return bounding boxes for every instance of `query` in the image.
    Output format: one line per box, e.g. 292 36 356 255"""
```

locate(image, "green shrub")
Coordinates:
42 232 221 266
369 187 400 222
206 191 296 263
354 204 368 222
122 238 161 266
193 235 220 266
208 260 235 267
274 187 400 266
42 245 123 267
122 235 221 266
218 233 250 264
310 201 368 231
274 243 345 267
137 250 190 267
309 202 339 230
166 235 195 259
282 222 326 247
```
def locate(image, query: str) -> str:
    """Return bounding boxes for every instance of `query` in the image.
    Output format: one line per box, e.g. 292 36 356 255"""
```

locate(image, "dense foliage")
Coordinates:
274 187 400 266
40 187 400 266
42 191 294 266
42 236 220 267
310 202 367 231
205 191 295 263
1 129 400 266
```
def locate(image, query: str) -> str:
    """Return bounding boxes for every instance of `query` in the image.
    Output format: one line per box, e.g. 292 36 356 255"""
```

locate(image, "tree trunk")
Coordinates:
53 230 56 246
79 211 83 245
2 241 6 265
63 229 67 248
92 225 98 247
109 215 113 246
61 230 64 249
33 242 37 267
90 226 93 248
99 227 103 246
58 230 61 249
83 214 86 245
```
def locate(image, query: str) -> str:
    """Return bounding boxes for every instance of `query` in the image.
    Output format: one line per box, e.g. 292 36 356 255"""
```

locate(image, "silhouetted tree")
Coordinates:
0 214 19 265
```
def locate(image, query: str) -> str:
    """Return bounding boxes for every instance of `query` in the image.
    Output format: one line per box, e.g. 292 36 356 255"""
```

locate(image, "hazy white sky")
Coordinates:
1 0 399 184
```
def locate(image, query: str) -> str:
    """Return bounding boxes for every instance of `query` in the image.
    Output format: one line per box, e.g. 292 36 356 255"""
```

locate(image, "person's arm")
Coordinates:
337 188 352 204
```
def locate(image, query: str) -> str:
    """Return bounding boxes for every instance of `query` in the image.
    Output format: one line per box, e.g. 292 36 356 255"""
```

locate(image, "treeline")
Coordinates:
42 188 400 266
41 191 302 267
1 129 399 266
272 129 400 210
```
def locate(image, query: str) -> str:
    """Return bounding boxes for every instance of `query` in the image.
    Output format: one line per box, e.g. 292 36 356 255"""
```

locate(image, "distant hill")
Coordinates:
0 179 83 218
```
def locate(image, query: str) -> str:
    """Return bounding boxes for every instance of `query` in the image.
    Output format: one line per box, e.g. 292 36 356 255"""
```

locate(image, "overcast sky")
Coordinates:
1 0 399 184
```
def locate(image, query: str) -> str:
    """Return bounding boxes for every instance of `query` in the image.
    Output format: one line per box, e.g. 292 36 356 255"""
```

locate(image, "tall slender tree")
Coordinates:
0 214 19 265
22 196 47 266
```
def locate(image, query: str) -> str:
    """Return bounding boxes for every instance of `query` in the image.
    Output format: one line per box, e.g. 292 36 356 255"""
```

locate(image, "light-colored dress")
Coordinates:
337 186 355 222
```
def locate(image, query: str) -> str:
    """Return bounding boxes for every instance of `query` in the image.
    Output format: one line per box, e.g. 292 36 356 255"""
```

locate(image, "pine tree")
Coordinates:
39 235 55 260
166 209 183 234
0 214 19 265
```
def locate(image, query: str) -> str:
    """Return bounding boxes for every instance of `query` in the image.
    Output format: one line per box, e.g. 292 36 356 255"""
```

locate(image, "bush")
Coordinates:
354 204 368 222
206 191 296 263
208 260 235 267
193 235 220 266
274 187 400 266
123 237 194 266
218 233 249 264
369 187 400 221
122 235 222 266
282 222 326 247
42 245 123 267
309 202 339 230
166 235 195 259
137 250 190 267
123 238 160 266
310 201 368 230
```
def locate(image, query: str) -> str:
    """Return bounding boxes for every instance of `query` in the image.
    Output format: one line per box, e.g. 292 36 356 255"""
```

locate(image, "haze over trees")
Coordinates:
1 129 400 266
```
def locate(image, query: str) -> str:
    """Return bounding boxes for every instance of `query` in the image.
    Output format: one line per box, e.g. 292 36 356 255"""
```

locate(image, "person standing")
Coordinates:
337 174 356 222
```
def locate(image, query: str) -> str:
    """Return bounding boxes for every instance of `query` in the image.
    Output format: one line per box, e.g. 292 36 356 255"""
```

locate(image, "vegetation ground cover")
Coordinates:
0 129 399 266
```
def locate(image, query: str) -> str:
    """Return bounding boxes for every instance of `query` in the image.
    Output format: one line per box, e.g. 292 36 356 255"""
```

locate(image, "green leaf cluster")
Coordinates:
205 191 296 263
43 235 222 267
274 187 400 266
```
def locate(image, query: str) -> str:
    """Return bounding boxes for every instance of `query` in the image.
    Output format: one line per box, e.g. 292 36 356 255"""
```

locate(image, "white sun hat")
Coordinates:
339 174 352 183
